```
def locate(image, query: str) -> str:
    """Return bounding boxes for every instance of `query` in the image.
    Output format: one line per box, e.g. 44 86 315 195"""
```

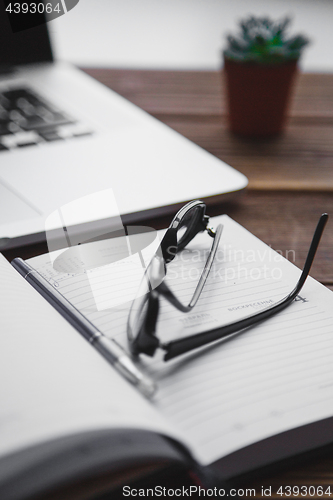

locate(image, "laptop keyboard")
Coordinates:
0 87 93 151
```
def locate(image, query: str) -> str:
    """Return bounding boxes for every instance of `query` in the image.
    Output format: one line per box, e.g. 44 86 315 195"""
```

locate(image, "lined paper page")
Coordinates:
28 216 333 466
153 279 333 465
0 254 181 460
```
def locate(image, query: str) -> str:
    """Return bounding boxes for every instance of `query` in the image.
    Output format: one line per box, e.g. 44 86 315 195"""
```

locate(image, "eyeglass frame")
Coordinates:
127 200 328 362
127 200 223 356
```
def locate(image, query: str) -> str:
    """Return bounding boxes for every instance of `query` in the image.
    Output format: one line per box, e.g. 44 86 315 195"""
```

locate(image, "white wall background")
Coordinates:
49 0 333 72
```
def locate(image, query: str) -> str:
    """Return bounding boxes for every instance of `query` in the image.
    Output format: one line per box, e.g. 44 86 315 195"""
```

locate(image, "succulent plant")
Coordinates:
224 16 309 64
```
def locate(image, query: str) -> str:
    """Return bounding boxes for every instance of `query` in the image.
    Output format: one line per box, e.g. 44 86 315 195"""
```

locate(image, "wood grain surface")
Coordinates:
82 68 333 284
83 69 333 192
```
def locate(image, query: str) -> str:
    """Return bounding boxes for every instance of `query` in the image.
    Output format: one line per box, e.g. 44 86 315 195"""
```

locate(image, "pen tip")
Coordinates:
138 376 157 398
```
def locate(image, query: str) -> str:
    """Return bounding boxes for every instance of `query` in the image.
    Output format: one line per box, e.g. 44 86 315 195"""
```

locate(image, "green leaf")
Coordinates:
223 14 310 64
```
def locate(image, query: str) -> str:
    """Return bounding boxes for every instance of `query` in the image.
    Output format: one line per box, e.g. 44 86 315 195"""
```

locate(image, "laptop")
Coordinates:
0 4 247 250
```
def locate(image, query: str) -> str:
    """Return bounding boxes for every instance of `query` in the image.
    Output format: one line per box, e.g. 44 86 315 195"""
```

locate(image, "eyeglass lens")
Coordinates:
128 203 207 354
176 205 204 249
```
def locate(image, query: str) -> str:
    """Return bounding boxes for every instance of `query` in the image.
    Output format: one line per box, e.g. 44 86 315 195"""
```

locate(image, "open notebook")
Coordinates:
1 215 333 498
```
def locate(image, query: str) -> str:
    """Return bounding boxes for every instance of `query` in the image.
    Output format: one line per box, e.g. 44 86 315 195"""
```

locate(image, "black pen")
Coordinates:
12 258 156 398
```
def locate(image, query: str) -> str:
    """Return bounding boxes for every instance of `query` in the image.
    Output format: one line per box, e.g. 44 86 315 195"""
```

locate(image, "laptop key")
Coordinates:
0 106 9 119
1 131 40 149
0 122 13 135
39 130 63 142
0 96 11 110
0 86 90 148
21 115 47 130
2 89 32 100
7 122 21 133
3 89 46 109
17 141 38 148
41 112 73 128
73 131 93 138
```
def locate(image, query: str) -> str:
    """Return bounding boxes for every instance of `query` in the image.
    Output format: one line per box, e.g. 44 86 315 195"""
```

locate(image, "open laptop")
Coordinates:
0 4 247 250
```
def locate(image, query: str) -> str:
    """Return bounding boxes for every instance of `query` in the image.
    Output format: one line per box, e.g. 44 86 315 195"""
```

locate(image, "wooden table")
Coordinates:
81 69 333 287
4 69 333 498
82 69 333 499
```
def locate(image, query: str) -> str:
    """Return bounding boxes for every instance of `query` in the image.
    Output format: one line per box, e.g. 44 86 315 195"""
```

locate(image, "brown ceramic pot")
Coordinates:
223 57 298 137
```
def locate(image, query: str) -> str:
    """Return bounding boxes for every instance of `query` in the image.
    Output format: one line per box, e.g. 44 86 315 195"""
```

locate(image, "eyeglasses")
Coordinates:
127 201 328 361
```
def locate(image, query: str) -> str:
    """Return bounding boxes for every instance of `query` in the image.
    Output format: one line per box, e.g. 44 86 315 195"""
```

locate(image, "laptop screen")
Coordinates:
0 2 52 68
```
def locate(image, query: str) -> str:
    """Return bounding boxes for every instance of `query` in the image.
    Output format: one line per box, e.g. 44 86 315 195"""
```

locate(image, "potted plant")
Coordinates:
223 16 309 137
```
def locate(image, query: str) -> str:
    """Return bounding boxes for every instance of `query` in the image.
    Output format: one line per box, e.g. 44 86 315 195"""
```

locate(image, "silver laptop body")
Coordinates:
0 8 247 250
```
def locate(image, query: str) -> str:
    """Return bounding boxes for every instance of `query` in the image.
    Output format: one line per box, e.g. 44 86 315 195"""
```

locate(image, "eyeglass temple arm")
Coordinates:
156 224 223 313
162 213 328 361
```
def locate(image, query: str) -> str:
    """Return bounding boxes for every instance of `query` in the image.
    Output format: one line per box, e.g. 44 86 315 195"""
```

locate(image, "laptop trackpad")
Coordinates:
0 181 40 224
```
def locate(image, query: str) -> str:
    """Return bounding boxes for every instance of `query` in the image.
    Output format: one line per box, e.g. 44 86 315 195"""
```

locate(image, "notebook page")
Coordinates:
0 254 182 460
153 278 333 464
27 216 333 466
